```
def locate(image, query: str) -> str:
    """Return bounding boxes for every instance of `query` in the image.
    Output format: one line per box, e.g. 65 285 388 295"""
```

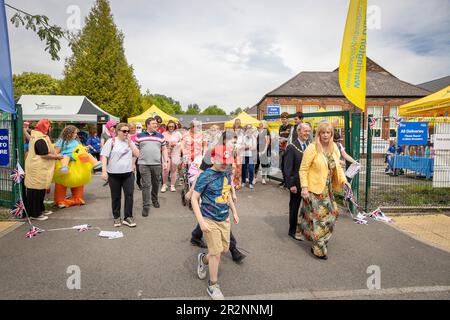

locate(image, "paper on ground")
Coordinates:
72 224 91 230
98 231 124 239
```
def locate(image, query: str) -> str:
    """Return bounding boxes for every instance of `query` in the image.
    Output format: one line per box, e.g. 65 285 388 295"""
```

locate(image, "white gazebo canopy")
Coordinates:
18 95 120 123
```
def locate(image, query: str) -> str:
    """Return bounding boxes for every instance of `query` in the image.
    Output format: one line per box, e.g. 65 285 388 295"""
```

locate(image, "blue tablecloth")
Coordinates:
393 156 434 179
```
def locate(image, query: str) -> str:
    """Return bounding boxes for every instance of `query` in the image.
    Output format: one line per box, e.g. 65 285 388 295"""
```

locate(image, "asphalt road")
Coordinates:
0 175 449 300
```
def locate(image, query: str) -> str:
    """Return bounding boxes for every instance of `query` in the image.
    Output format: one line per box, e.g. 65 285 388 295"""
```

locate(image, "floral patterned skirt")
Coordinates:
295 187 339 257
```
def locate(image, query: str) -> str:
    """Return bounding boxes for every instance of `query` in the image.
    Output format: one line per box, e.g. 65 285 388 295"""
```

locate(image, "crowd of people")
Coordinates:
22 112 357 300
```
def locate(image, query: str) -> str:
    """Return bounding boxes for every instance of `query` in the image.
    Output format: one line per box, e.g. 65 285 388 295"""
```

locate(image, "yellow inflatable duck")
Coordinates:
54 145 94 188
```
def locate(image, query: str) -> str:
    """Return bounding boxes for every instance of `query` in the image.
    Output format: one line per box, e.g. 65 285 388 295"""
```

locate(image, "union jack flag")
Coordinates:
343 184 356 204
369 116 377 129
394 116 403 127
25 226 44 239
10 200 25 218
10 163 25 184
369 208 392 223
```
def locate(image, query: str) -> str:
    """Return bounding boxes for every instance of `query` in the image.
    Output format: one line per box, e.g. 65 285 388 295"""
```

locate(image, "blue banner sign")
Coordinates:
266 105 280 122
0 129 9 166
397 122 428 145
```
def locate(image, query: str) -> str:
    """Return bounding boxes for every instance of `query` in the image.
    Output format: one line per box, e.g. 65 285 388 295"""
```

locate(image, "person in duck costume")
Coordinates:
53 125 99 208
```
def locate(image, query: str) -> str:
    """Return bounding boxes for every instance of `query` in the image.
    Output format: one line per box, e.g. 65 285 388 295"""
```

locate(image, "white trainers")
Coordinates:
170 185 176 192
43 210 53 216
207 283 225 300
161 184 168 193
31 215 48 221
252 178 256 185
197 253 207 280
249 184 254 189
262 178 266 185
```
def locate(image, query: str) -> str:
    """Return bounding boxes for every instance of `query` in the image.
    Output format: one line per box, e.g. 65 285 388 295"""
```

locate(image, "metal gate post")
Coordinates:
365 114 373 212
351 112 361 202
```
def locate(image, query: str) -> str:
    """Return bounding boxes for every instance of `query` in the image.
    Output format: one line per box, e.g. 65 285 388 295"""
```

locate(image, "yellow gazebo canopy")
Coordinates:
399 85 450 117
224 111 261 128
128 105 179 125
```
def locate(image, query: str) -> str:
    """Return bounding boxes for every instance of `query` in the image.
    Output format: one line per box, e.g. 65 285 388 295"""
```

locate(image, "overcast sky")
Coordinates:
6 0 450 112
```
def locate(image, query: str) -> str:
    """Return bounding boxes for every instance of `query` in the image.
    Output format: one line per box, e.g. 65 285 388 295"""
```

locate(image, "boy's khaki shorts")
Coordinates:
203 218 231 256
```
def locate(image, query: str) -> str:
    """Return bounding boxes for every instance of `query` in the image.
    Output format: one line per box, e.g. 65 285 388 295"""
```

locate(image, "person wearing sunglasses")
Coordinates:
100 123 139 227
162 120 182 192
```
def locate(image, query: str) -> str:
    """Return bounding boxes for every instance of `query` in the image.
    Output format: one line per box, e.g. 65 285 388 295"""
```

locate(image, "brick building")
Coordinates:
255 58 430 142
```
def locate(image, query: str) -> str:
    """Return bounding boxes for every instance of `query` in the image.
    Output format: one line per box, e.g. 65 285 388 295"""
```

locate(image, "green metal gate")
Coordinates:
263 111 361 210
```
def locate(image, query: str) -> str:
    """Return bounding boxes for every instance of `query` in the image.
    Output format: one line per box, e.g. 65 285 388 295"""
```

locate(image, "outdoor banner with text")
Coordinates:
339 0 367 111
0 129 9 166
397 122 428 145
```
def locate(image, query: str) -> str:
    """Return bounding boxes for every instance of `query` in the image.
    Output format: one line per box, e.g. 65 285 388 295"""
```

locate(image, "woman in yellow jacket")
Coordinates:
297 122 351 260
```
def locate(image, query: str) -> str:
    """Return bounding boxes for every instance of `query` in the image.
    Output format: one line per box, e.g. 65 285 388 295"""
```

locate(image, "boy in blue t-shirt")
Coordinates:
191 145 239 300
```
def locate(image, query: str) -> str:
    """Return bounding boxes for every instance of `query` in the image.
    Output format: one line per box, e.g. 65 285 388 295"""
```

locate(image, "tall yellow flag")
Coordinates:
339 0 367 111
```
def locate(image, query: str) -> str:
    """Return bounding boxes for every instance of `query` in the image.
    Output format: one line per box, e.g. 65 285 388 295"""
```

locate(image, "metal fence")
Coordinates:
361 115 450 211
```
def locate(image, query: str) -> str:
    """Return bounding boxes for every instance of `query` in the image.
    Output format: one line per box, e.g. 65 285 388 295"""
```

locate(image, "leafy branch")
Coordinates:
5 3 69 61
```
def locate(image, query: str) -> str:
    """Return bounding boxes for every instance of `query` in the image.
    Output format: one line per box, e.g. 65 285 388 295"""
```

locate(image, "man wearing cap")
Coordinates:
192 145 239 300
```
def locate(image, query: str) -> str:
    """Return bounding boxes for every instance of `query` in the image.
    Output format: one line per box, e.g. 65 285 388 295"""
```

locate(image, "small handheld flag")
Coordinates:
10 200 25 218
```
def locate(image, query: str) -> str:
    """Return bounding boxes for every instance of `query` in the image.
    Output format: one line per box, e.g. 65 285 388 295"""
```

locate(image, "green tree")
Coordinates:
185 104 201 115
13 72 61 99
60 0 141 121
6 3 67 61
230 107 243 116
141 90 183 115
201 105 226 115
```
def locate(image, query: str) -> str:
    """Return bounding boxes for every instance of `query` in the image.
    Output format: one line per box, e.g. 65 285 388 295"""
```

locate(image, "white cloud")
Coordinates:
6 0 450 112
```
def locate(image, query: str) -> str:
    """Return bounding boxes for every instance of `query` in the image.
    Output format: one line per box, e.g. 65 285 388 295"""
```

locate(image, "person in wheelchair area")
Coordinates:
385 139 404 176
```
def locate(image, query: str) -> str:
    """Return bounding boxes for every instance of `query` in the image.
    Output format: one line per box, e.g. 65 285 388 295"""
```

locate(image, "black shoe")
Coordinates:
153 202 160 208
142 208 149 217
136 183 142 190
311 248 328 260
190 237 207 248
230 248 246 263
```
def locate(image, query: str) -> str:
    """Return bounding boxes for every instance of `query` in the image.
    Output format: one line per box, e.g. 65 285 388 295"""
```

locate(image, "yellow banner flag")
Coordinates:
339 0 367 111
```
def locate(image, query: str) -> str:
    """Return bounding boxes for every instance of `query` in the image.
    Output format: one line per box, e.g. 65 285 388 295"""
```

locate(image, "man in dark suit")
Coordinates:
284 123 312 238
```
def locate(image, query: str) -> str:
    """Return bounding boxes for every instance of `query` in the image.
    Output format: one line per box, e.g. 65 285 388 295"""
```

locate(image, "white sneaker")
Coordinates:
262 178 266 185
207 283 225 300
170 185 176 192
161 184 168 193
241 183 246 188
31 215 48 221
249 184 254 189
252 178 256 185
197 253 207 280
43 210 53 216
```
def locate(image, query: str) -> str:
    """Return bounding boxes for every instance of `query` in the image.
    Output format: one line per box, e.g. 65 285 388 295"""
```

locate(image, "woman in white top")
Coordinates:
162 120 183 192
101 123 139 228
241 125 257 189
333 131 357 168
